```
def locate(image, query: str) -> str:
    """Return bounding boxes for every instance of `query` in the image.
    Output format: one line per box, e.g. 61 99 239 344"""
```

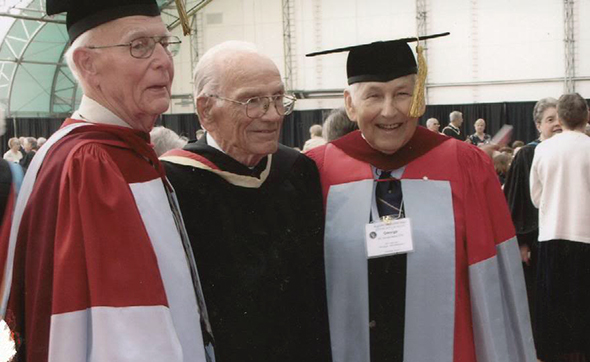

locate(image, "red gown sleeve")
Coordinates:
34 143 183 362
53 142 168 313
460 145 535 362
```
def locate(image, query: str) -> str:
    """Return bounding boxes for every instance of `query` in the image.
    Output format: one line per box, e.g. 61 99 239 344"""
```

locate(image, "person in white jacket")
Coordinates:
530 92 590 362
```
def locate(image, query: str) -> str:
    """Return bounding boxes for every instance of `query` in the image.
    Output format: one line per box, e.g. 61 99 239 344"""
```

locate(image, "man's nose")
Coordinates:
381 98 400 118
261 100 283 122
151 42 174 68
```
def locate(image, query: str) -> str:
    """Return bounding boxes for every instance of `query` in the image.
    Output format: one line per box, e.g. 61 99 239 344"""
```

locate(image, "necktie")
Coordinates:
369 170 407 360
375 171 404 219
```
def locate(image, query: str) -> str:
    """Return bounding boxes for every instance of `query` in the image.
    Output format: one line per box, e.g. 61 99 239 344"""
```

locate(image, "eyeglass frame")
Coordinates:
86 35 182 59
206 94 297 119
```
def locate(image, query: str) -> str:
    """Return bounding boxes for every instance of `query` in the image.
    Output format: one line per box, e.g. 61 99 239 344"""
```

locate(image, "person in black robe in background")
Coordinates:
442 110 464 140
503 96 560 346
19 137 38 173
161 41 331 362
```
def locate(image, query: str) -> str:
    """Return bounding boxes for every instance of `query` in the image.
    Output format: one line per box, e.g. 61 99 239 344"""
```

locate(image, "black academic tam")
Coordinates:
46 0 160 42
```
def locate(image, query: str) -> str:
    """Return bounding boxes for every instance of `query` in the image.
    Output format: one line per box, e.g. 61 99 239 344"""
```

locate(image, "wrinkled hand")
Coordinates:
519 244 531 266
479 143 501 159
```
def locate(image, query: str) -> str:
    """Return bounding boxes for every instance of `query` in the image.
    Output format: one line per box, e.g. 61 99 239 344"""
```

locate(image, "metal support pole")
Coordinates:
0 12 65 24
282 0 295 91
563 0 575 93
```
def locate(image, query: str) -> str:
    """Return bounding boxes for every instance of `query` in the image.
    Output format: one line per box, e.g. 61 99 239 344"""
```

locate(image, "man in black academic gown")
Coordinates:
161 41 331 362
19 137 37 172
442 110 464 140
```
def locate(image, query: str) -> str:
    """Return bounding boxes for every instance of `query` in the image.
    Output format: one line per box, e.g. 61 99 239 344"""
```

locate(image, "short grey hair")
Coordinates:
449 111 462 122
532 97 557 125
426 118 439 128
309 124 323 137
345 83 362 104
150 126 187 156
63 29 99 85
346 74 417 105
322 107 358 142
192 41 258 100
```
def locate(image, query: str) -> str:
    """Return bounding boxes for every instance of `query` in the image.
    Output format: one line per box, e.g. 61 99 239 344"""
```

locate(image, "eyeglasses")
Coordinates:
87 36 182 59
207 94 296 118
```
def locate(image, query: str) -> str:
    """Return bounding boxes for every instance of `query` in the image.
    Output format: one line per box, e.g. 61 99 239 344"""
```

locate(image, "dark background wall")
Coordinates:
0 100 549 155
283 101 543 148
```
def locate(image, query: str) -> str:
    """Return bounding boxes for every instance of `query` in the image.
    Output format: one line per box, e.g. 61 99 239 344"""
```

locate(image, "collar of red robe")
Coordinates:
331 126 450 171
61 118 165 180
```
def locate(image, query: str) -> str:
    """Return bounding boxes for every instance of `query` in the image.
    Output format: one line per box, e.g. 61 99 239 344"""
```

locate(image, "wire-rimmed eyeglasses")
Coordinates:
87 36 182 59
207 94 297 119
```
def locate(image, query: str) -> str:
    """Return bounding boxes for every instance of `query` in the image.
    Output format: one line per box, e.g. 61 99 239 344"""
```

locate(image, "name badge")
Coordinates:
365 218 414 258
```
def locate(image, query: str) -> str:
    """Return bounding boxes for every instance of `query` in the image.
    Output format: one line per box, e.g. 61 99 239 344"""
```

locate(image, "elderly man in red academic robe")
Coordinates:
0 1 213 361
306 34 536 362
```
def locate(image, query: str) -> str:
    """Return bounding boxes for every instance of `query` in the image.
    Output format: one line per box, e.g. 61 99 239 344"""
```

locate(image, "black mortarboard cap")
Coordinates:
46 0 161 43
306 32 450 85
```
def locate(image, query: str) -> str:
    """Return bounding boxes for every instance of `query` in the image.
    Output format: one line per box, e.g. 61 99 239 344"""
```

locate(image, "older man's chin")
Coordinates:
127 103 171 132
149 97 172 117
254 141 280 157
144 85 172 108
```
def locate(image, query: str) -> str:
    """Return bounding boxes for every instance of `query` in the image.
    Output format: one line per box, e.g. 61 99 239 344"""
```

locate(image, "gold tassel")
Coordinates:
409 41 427 118
175 0 192 36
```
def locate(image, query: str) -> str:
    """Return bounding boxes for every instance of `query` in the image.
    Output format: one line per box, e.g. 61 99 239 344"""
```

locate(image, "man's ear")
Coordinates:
73 47 99 86
196 95 216 131
343 89 358 123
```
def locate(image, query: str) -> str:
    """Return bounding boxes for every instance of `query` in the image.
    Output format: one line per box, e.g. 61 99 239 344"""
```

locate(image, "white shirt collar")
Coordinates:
206 132 225 154
71 95 131 128
206 132 259 170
